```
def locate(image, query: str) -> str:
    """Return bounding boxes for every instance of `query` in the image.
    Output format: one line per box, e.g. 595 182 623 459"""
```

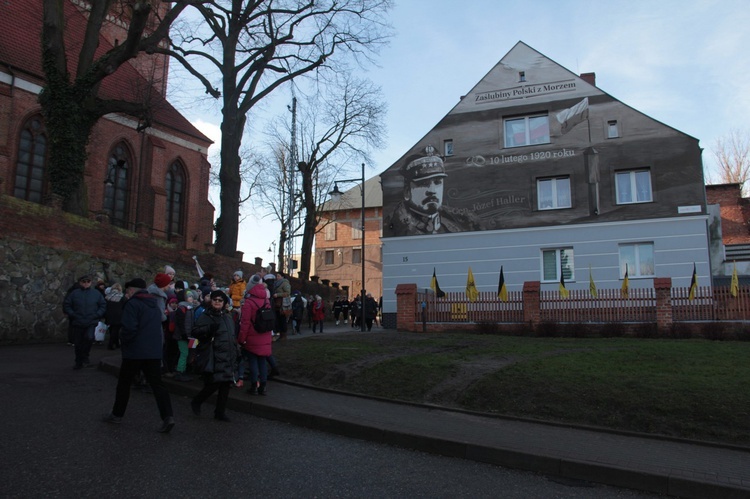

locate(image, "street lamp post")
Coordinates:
329 162 366 332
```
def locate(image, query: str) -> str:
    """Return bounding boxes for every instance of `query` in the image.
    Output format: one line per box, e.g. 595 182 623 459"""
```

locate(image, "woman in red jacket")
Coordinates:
238 278 273 395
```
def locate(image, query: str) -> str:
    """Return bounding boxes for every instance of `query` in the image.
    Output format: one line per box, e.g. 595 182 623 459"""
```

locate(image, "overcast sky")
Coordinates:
174 0 750 264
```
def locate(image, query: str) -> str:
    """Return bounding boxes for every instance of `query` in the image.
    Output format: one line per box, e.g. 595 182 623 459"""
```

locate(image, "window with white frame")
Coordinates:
618 243 654 277
444 139 454 156
324 222 336 241
616 169 652 204
537 176 571 210
607 120 619 139
352 224 363 239
504 114 550 148
541 248 574 282
324 250 334 265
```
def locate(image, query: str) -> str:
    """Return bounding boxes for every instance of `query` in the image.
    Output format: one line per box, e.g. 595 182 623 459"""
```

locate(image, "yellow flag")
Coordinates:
497 266 508 302
589 265 598 298
621 264 629 298
466 267 479 302
430 268 446 298
688 263 698 300
731 261 739 298
558 262 569 298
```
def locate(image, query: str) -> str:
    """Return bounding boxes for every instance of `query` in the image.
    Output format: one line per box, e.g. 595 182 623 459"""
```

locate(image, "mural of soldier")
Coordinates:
384 146 483 236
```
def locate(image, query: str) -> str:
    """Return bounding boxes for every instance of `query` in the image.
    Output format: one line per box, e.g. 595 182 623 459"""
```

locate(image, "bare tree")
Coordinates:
253 74 386 279
40 0 194 214
296 75 386 279
711 129 750 195
164 0 393 257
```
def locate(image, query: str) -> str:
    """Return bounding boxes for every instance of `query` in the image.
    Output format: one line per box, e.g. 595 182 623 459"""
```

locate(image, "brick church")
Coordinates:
0 0 214 252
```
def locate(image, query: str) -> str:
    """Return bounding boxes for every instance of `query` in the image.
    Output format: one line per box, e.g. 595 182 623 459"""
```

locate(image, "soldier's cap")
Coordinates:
401 145 447 182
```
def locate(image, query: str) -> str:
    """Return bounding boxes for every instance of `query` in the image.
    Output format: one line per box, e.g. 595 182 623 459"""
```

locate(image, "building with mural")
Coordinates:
380 41 710 325
0 1 214 252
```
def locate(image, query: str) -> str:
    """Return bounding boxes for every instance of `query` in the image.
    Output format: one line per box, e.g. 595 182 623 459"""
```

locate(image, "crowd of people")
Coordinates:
61 261 383 432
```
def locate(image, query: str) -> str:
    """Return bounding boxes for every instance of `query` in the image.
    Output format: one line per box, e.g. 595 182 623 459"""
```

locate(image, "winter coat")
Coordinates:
238 283 273 357
192 306 238 383
365 296 378 320
120 290 164 360
229 279 247 308
146 283 168 322
173 301 194 340
63 286 106 328
312 300 326 321
104 290 126 327
291 294 306 321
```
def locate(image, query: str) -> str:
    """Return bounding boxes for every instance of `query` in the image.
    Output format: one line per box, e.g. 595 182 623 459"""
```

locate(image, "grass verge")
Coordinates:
274 331 750 446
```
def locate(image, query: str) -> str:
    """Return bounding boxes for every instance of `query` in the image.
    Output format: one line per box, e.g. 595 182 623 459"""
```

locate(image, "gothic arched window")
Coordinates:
165 161 185 237
14 115 47 203
103 143 132 228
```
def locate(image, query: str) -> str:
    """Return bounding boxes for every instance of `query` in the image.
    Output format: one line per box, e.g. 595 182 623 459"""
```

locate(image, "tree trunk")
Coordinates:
40 79 94 216
299 165 317 280
214 108 244 256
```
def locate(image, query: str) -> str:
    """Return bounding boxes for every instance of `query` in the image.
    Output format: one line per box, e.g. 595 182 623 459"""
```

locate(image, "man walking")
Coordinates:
102 278 175 433
63 274 106 369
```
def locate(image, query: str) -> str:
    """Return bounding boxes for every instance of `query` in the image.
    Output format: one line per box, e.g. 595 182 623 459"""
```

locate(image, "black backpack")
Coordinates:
253 298 275 333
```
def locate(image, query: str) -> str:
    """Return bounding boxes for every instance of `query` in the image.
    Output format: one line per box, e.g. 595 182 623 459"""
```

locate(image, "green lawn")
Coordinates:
274 332 750 446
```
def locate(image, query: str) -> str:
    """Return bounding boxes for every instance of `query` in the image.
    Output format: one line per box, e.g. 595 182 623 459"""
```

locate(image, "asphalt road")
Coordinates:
0 344 659 498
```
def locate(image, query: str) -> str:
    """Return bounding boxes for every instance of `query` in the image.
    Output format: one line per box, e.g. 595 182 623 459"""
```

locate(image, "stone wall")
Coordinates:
0 195 338 343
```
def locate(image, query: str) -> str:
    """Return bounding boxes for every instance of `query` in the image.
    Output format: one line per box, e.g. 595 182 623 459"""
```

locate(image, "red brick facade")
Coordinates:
0 1 214 252
706 183 750 245
315 205 383 299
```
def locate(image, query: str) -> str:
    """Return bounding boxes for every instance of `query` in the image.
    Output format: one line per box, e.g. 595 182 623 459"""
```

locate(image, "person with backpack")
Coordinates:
238 276 273 395
290 290 306 335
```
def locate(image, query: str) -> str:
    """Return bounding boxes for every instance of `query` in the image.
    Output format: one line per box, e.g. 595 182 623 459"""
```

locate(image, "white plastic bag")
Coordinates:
94 321 108 342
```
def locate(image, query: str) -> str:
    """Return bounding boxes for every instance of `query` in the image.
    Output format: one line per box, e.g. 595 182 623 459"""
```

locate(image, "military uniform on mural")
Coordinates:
384 146 483 236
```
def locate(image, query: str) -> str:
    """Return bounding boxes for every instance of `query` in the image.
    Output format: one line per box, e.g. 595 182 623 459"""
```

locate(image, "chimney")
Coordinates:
580 72 596 86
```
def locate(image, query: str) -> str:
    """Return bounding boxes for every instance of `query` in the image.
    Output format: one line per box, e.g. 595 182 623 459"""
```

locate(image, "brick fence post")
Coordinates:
523 281 541 328
395 283 418 332
654 277 672 333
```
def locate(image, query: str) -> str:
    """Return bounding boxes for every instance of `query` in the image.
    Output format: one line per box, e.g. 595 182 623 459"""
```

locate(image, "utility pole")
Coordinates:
286 96 298 275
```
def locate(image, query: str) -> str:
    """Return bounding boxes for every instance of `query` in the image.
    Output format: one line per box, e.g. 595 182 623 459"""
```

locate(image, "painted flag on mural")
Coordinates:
688 263 698 300
589 265 598 298
621 264 629 298
466 267 479 303
731 261 739 298
497 266 508 302
559 262 569 298
430 268 446 298
556 97 589 134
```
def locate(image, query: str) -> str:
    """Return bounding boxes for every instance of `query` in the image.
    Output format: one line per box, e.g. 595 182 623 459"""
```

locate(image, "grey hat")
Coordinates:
234 270 243 279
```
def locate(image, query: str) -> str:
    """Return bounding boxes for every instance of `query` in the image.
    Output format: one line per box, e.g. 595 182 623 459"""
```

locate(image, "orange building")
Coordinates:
315 177 383 300
0 1 214 251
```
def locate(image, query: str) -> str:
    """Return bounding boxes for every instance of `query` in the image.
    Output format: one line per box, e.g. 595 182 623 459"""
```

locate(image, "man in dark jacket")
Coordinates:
63 274 106 369
102 278 175 433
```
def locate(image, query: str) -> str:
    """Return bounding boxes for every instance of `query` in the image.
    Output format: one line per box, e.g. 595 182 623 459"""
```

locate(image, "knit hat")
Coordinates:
200 285 213 299
154 273 172 289
165 265 176 275
233 270 243 279
77 274 92 282
264 274 275 282
167 296 178 305
185 290 198 301
125 278 147 289
247 274 262 291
